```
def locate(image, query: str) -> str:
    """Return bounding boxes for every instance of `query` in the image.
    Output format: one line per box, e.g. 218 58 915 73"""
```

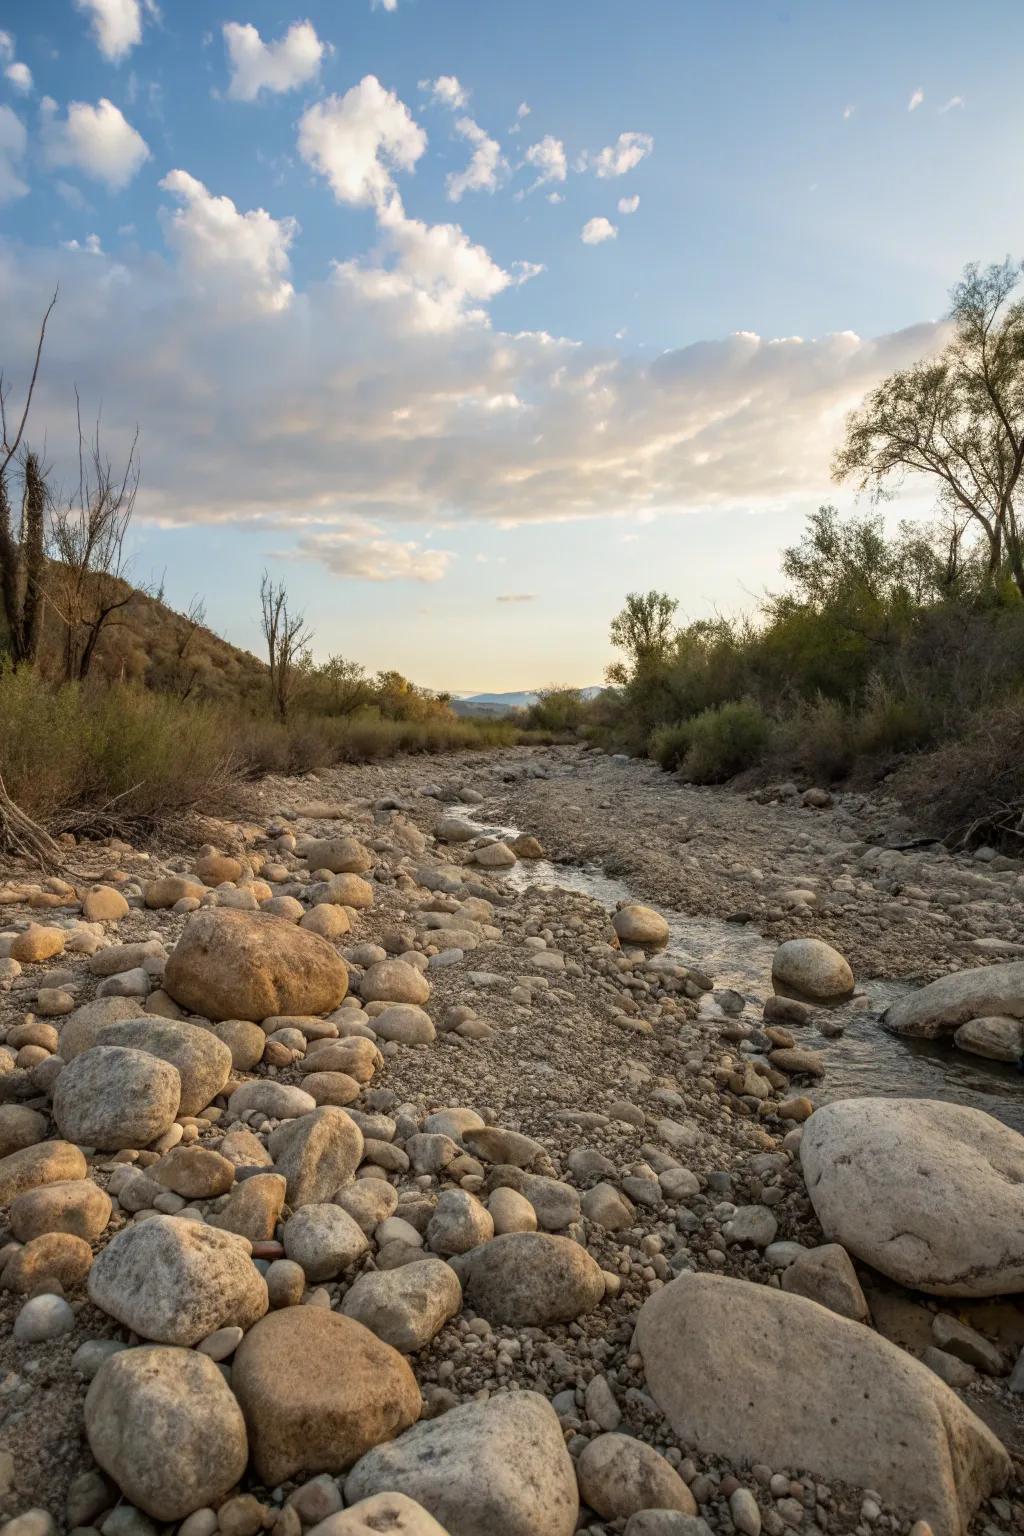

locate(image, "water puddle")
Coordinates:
469 810 1024 1131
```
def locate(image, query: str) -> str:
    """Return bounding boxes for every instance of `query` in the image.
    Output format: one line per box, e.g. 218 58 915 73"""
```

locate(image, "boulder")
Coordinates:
883 961 1024 1039
612 906 669 946
771 938 853 1001
10 924 65 963
93 1018 232 1116
269 1106 364 1207
576 1434 696 1520
316 874 374 909
82 885 130 922
0 1140 87 1204
473 842 516 869
633 1272 1009 1536
85 1345 248 1521
57 996 140 1058
154 1145 235 1199
305 837 373 874
209 1173 287 1244
299 1037 382 1083
307 1495 450 1536
953 1016 1024 1062
341 1257 462 1352
459 1232 605 1326
360 962 431 1007
801 1097 1024 1296
2 1231 94 1292
283 1203 369 1280
232 1307 420 1485
163 909 347 1023
779 1242 870 1322
145 875 206 909
52 1046 181 1151
197 1017 266 1071
87 1215 268 1344
230 1081 316 1119
10 1180 111 1242
345 1391 577 1536
0 1105 47 1158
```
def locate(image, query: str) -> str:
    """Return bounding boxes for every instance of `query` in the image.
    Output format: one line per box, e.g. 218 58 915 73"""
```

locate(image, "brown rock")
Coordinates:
10 925 65 963
209 1174 287 1243
164 909 348 1023
82 886 130 922
2 1231 94 1292
154 1145 235 1198
10 1180 112 1242
0 1141 87 1205
232 1307 420 1485
145 875 207 909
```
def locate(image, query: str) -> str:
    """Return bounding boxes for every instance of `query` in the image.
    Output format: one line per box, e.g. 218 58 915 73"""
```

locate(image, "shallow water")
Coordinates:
473 812 1024 1131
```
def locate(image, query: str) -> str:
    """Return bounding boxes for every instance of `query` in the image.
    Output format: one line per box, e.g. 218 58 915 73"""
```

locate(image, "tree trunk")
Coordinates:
20 453 45 666
0 471 24 662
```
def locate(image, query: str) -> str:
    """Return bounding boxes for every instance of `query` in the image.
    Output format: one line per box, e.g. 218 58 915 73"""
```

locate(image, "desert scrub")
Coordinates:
676 698 770 783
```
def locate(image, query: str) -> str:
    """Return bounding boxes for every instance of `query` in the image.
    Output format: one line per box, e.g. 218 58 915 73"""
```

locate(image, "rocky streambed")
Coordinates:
0 744 1021 1536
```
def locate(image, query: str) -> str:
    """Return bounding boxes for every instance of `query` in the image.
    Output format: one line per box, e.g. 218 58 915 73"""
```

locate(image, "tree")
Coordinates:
0 292 58 667
834 258 1024 595
259 572 312 720
606 591 678 684
315 654 371 716
48 396 142 682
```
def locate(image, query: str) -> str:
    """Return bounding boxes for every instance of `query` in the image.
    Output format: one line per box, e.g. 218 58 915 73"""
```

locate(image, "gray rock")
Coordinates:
772 938 853 1001
269 1107 364 1207
801 1097 1024 1296
576 1433 696 1520
85 1345 248 1521
633 1272 1009 1536
953 1016 1024 1062
306 1494 450 1535
883 960 1024 1038
345 1391 577 1536
780 1243 870 1322
87 1215 268 1344
52 1046 181 1151
13 1293 75 1342
283 1204 369 1280
93 1017 232 1116
341 1257 462 1351
426 1189 494 1255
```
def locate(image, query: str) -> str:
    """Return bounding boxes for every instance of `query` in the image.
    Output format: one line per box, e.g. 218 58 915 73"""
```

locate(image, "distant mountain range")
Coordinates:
450 686 603 717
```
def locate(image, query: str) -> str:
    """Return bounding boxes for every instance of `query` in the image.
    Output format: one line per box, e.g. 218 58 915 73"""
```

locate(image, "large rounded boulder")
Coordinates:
52 1046 181 1151
92 1017 232 1116
85 1345 248 1520
459 1233 605 1326
801 1097 1024 1296
883 961 1024 1039
163 909 348 1023
772 937 853 1001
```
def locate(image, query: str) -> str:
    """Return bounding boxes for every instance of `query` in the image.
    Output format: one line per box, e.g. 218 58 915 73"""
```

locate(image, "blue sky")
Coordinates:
1 0 1021 688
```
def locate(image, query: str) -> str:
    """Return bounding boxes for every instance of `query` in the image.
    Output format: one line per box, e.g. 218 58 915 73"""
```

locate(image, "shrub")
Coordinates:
649 721 691 771
677 698 770 783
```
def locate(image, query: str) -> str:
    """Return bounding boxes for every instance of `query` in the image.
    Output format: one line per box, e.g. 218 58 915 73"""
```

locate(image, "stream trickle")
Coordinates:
473 812 1024 1132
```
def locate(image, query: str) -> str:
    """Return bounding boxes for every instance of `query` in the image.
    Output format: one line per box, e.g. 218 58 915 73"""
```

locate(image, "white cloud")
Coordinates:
0 32 12 62
41 97 149 190
421 75 468 110
842 104 855 120
516 102 530 119
160 168 297 312
940 95 964 112
5 62 32 93
297 531 453 581
582 216 617 245
617 193 639 214
908 88 924 111
525 135 566 189
372 0 398 11
589 130 653 177
298 76 426 208
0 105 27 204
223 20 326 102
337 196 522 330
547 191 564 205
62 232 103 254
0 218 947 552
446 116 505 201
74 0 151 62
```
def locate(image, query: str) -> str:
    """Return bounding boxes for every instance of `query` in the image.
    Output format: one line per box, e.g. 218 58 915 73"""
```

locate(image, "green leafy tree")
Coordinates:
607 591 678 684
834 258 1024 594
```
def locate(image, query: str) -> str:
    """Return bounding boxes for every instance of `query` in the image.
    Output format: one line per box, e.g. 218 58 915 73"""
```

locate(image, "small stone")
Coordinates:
13 1293 76 1342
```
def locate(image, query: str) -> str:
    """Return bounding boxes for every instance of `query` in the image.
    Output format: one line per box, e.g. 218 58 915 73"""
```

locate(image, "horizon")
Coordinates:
1 0 1022 688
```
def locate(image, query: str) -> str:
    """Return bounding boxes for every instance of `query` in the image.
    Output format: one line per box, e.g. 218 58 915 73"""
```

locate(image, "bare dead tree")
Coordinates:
174 595 207 701
259 571 312 721
0 292 58 667
47 393 142 682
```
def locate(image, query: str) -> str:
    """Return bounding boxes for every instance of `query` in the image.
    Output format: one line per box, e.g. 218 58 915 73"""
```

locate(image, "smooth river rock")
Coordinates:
801 1097 1024 1296
633 1273 1009 1536
771 938 853 1001
882 960 1024 1038
52 1045 181 1151
459 1232 605 1326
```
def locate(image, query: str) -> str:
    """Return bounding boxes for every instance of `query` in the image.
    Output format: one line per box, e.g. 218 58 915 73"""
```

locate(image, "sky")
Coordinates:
0 0 1022 690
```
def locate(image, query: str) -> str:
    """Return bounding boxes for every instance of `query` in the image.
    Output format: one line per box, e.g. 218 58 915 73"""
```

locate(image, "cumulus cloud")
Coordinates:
908 87 924 111
446 116 505 201
421 75 468 110
0 105 28 203
588 130 653 177
298 76 426 208
372 0 398 11
0 218 946 549
296 530 453 581
617 193 639 214
74 0 153 62
223 20 326 101
40 97 149 190
524 135 566 190
6 62 32 93
581 216 616 244
160 168 298 312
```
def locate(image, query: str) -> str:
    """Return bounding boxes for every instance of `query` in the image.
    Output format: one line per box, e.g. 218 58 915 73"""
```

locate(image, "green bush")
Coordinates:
649 721 691 771
677 698 770 783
